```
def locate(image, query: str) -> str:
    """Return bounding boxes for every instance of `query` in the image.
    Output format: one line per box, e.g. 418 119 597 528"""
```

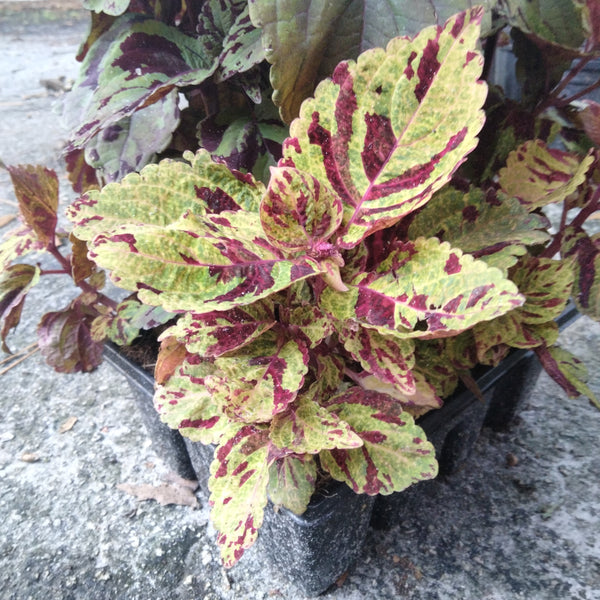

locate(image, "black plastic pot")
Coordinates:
103 303 580 595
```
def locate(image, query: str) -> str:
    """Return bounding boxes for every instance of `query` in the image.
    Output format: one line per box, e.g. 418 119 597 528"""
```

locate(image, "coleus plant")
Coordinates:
1 1 600 569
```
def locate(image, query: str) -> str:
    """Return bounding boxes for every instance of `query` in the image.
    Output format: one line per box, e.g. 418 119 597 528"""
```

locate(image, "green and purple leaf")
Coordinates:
209 424 271 567
0 264 40 353
211 331 309 423
82 0 130 16
65 14 217 150
267 453 317 515
282 8 487 247
356 369 442 418
320 387 438 495
499 140 595 210
6 164 58 247
340 325 416 394
69 150 265 241
37 296 104 373
154 355 234 445
84 210 326 313
0 226 45 271
260 166 343 255
320 237 524 338
83 90 181 183
269 393 363 454
163 301 276 357
407 186 551 273
562 227 600 320
536 345 599 408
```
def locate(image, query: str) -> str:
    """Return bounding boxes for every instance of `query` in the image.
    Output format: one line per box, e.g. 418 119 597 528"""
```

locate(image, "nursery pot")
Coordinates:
102 303 580 595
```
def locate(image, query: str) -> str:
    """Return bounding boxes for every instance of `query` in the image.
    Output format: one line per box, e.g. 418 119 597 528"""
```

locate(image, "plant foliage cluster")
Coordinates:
2 0 600 566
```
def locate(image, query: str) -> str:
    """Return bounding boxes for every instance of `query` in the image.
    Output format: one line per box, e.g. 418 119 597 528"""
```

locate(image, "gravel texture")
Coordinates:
1 6 599 599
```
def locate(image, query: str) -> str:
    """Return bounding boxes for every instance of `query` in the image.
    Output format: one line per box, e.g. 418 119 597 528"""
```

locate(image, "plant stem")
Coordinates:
540 186 600 258
46 242 118 311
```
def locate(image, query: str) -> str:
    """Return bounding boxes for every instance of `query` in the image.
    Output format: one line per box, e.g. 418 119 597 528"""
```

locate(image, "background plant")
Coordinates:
1 0 600 567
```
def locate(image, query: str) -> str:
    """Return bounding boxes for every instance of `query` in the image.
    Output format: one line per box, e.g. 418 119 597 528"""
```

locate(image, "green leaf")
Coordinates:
211 331 309 422
154 356 234 445
282 8 488 247
164 301 276 357
536 345 599 407
270 393 363 454
320 237 524 338
499 140 595 210
408 186 550 272
260 166 343 255
0 264 40 353
499 0 585 49
249 0 354 123
65 14 218 150
340 325 416 394
82 0 130 16
268 454 317 515
320 387 438 495
69 150 264 241
85 210 325 313
209 424 271 567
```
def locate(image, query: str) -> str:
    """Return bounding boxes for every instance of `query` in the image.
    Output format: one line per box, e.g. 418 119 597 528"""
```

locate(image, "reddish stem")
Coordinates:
46 243 118 311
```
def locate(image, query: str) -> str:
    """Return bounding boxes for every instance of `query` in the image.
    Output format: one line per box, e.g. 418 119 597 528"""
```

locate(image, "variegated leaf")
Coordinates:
340 325 416 394
320 387 438 495
308 349 346 399
268 454 317 515
356 369 442 418
217 5 265 82
85 211 325 313
0 264 40 353
407 186 550 272
260 167 343 254
499 140 595 209
65 14 218 150
536 346 599 407
288 304 335 348
0 226 44 271
101 297 176 346
211 331 309 422
83 90 180 183
69 150 264 241
7 164 58 247
65 148 100 195
562 227 600 320
69 234 97 285
270 393 362 454
209 424 271 567
82 0 129 16
320 237 524 338
510 256 574 324
163 301 276 357
413 339 459 398
154 355 233 445
282 8 487 247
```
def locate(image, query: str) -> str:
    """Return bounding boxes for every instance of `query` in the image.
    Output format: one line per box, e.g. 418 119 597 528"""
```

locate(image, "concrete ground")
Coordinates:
0 4 599 599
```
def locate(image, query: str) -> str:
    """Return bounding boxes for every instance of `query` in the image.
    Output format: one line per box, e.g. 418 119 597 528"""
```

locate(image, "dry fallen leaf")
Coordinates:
59 416 78 433
0 214 17 227
117 481 198 507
